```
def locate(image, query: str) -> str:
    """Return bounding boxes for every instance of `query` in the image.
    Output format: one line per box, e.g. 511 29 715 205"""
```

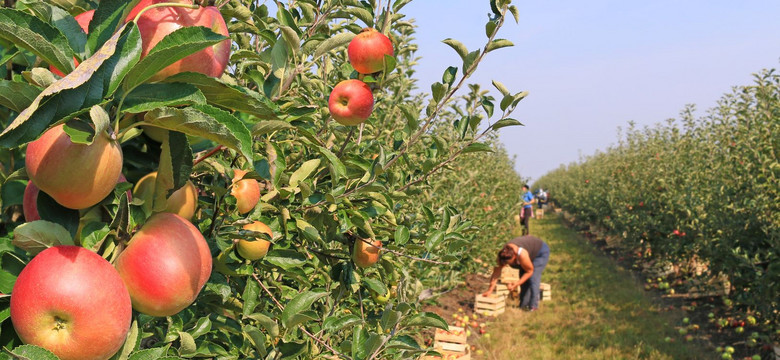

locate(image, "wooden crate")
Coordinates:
500 267 519 283
493 283 509 296
475 294 505 316
434 326 466 344
554 208 562 214
541 282 552 301
535 209 544 218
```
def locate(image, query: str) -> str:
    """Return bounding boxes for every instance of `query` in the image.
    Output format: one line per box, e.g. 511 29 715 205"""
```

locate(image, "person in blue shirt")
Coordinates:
520 184 535 235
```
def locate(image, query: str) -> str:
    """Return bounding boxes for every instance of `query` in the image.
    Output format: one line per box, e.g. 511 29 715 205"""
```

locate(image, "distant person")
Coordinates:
536 188 547 209
519 184 534 235
482 235 550 311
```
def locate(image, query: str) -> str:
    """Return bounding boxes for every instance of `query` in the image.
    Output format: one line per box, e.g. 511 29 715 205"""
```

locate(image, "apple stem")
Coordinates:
132 2 201 24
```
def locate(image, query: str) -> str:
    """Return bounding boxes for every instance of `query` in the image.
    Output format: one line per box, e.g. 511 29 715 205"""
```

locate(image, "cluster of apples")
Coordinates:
452 309 488 336
327 28 394 126
11 1 236 359
331 29 394 269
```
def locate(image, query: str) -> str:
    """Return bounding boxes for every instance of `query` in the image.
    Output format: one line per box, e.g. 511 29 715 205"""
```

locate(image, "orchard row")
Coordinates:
536 70 779 346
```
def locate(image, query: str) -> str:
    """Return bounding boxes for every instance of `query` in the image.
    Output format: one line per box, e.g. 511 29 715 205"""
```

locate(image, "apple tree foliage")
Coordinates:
536 70 779 340
0 0 527 358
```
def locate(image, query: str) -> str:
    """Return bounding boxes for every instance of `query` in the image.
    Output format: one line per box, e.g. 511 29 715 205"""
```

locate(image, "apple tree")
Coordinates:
0 0 529 359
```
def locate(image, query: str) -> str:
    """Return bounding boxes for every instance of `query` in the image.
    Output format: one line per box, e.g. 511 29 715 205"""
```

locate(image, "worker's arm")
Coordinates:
507 252 534 291
481 265 503 297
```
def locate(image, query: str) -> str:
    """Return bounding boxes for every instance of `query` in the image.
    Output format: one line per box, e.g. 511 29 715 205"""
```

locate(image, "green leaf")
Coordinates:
313 32 355 58
314 145 346 181
295 218 321 241
284 310 319 329
394 225 410 245
486 38 514 52
380 310 402 332
88 0 140 54
89 105 111 141
492 80 510 97
242 279 261 316
431 82 446 103
402 312 448 329
386 335 421 350
342 7 374 27
143 104 254 163
442 38 468 60
280 290 328 328
121 83 207 113
7 344 59 360
509 5 520 23
0 8 75 74
36 191 80 237
363 277 387 295
13 220 75 255
424 230 444 251
0 24 141 147
162 72 278 119
462 142 494 154
0 270 16 294
244 313 279 338
1 179 25 211
178 331 197 356
0 80 40 113
252 120 294 136
481 97 494 118
441 66 457 87
323 314 362 334
155 131 192 211
462 49 480 74
22 1 88 60
278 25 300 56
127 347 171 360
189 317 212 339
243 325 267 358
263 249 306 270
289 159 321 187
123 26 228 89
80 221 111 251
111 319 139 360
485 20 498 38
491 118 523 130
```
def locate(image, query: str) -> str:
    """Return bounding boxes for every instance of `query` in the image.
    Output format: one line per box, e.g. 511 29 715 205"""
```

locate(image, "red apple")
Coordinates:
133 171 198 221
22 181 40 222
347 28 393 74
230 169 260 215
129 0 230 81
115 212 212 316
353 238 381 268
50 10 94 77
328 79 374 126
25 124 123 209
10 246 132 360
236 221 272 260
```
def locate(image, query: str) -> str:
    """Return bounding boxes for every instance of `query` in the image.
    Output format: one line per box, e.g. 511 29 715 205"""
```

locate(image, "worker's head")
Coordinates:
497 244 516 266
522 184 529 191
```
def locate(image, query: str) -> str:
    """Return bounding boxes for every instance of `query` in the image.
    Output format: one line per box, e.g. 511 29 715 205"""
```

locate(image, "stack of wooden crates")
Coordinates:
498 267 553 306
421 326 470 360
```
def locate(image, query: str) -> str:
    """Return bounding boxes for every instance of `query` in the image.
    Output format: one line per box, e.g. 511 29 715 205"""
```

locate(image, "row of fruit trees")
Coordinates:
535 70 779 354
0 0 529 359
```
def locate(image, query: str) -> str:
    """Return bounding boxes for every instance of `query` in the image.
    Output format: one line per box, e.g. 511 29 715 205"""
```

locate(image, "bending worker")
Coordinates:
482 235 550 311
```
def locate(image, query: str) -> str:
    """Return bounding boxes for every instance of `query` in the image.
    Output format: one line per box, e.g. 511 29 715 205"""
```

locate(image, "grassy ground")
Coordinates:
473 214 716 360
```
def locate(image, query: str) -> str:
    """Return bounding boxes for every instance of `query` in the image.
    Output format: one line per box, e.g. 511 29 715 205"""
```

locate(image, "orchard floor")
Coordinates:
423 214 722 360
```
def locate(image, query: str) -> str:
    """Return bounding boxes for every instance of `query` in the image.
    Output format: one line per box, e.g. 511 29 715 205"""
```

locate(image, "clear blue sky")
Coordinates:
402 0 780 182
